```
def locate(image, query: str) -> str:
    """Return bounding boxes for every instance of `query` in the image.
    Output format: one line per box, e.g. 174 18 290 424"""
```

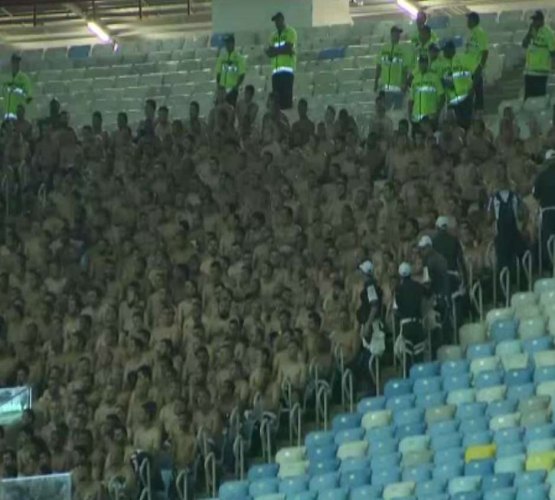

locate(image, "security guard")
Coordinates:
418 235 451 350
356 260 383 343
428 43 444 75
2 54 32 120
374 26 408 109
394 262 427 375
409 56 444 133
533 150 555 270
441 40 475 130
266 12 297 110
411 12 439 62
411 26 436 71
465 12 489 111
522 10 555 99
215 35 246 107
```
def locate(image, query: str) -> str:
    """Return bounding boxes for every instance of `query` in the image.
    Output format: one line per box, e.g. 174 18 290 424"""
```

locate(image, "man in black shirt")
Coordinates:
534 150 555 272
395 262 428 375
356 260 383 343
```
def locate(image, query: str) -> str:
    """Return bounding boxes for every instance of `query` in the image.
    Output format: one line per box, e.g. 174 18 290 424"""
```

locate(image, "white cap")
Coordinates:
358 260 374 275
399 262 412 277
418 235 433 248
546 149 555 161
436 216 449 229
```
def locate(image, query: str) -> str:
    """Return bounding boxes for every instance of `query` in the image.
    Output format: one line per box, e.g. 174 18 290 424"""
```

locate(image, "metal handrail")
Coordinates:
466 257 474 296
233 435 245 479
522 250 533 291
487 241 497 305
289 402 302 447
229 406 241 439
549 235 555 278
204 451 216 497
308 358 319 395
500 266 510 308
470 281 484 323
38 182 47 210
315 380 330 430
334 343 345 381
539 206 555 276
176 469 189 500
341 368 354 413
138 458 151 500
281 379 293 412
516 255 521 291
259 417 272 463
196 427 209 457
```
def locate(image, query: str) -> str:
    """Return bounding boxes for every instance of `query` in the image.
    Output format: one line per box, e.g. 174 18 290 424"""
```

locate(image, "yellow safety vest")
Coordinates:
465 25 489 72
269 26 297 75
378 43 407 92
442 54 474 105
525 25 555 76
2 71 32 118
216 50 246 91
410 70 444 122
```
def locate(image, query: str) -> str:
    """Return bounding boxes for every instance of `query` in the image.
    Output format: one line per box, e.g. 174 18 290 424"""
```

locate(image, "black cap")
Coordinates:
531 10 544 21
390 25 403 33
443 40 456 51
429 43 439 52
466 11 480 23
11 53 21 62
224 34 235 43
271 12 284 21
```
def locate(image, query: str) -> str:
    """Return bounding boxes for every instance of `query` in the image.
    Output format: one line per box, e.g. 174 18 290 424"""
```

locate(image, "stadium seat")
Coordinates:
250 478 280 497
219 480 249 500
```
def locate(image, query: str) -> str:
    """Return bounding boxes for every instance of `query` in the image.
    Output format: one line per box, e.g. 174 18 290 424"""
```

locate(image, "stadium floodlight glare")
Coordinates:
87 21 111 43
396 0 419 18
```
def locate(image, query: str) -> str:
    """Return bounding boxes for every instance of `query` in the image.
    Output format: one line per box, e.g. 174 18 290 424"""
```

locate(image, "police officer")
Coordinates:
266 12 297 110
394 262 428 376
522 10 555 100
441 40 475 130
534 149 555 271
375 26 408 109
215 35 246 107
356 260 383 343
2 53 32 121
418 235 451 351
465 12 489 111
409 55 444 134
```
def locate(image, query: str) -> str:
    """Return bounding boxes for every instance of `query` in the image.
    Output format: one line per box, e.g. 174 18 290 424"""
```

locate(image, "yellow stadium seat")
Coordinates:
526 452 555 471
465 444 497 463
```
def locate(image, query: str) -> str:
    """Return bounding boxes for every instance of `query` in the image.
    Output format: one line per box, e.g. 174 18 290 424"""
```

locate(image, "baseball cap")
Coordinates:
399 262 412 278
418 235 433 248
271 12 284 21
358 260 374 275
466 12 480 23
531 10 544 21
436 216 449 229
545 149 555 161
429 43 439 52
391 25 403 33
224 34 235 43
443 40 456 51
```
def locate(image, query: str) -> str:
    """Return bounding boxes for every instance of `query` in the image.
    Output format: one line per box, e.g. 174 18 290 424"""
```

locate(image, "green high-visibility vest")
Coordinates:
269 26 297 75
442 54 474 105
525 25 555 76
216 50 246 91
2 71 32 118
378 43 407 91
410 70 444 121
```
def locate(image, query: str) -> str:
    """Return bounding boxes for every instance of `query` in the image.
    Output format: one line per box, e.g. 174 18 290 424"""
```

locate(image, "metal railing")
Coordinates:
487 241 497 306
289 402 302 447
175 469 189 500
341 368 354 413
522 250 533 291
539 207 555 276
334 343 345 382
500 266 510 308
138 458 151 500
315 380 330 430
233 435 245 480
259 416 272 463
204 452 216 498
470 281 484 323
549 235 555 278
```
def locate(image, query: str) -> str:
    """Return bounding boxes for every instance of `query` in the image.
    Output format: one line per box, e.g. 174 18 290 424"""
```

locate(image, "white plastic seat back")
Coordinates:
535 351 555 368
490 413 521 431
476 385 507 404
511 292 537 308
362 409 392 430
460 323 487 349
470 356 500 376
501 353 529 371
487 308 514 328
447 388 476 406
383 481 416 499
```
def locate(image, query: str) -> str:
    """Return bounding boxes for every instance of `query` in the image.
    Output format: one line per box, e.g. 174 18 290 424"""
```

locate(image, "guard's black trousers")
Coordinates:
272 71 294 109
524 75 548 99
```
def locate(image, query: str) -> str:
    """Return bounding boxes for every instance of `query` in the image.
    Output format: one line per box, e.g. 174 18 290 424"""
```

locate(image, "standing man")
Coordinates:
534 150 555 271
266 12 297 110
441 40 475 129
375 26 408 109
412 11 439 47
215 35 246 107
2 54 32 121
522 10 555 100
408 56 444 133
394 263 427 376
356 260 383 343
465 12 489 112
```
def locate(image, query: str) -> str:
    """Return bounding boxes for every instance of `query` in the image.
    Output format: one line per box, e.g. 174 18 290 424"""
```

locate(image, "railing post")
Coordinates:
549 235 555 279
341 369 353 413
538 207 555 277
315 381 330 430
204 452 216 498
487 241 497 305
233 435 245 479
259 417 272 463
289 402 302 447
139 458 152 500
500 266 510 308
470 281 484 323
176 469 189 500
522 250 533 291
516 255 521 291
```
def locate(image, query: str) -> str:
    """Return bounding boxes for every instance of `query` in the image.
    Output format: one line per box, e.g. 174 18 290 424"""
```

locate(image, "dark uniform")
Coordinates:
395 277 427 372
534 160 555 271
423 249 451 350
357 275 383 338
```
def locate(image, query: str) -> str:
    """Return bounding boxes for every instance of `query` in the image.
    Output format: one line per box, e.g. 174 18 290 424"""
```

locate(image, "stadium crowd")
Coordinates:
0 9 554 500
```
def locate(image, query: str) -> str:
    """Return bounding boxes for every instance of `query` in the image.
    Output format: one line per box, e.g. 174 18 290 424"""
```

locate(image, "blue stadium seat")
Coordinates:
433 461 464 481
339 468 371 488
350 484 382 500
68 45 91 60
429 419 459 436
533 365 555 383
384 378 413 398
371 452 401 471
524 423 555 444
463 430 493 447
416 479 447 496
505 368 533 386
396 421 427 439
318 47 346 60
334 427 365 445
484 488 516 500
522 336 553 355
487 400 517 418
386 394 416 411
434 447 464 464
318 487 349 500
332 413 361 432
465 458 495 476
219 480 249 500
441 360 470 377
403 463 433 482
308 458 339 476
514 470 547 488
306 431 335 449
416 391 446 409
308 472 338 493
475 369 504 388
279 475 310 495
431 432 462 451
357 396 386 414
496 442 525 458
410 361 441 380
490 319 519 343
249 478 280 497
443 373 471 391
467 342 495 360
451 493 481 500
366 425 395 441
393 408 424 426
457 402 487 420
482 473 514 492
459 417 489 435
506 383 535 401
515 484 549 500
413 376 442 395
339 457 370 473
288 492 316 500
371 467 401 486
494 427 523 446
248 463 279 481
307 443 337 462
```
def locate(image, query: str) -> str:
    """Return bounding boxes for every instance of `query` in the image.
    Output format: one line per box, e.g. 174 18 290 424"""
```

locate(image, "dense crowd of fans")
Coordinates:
0 57 555 498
